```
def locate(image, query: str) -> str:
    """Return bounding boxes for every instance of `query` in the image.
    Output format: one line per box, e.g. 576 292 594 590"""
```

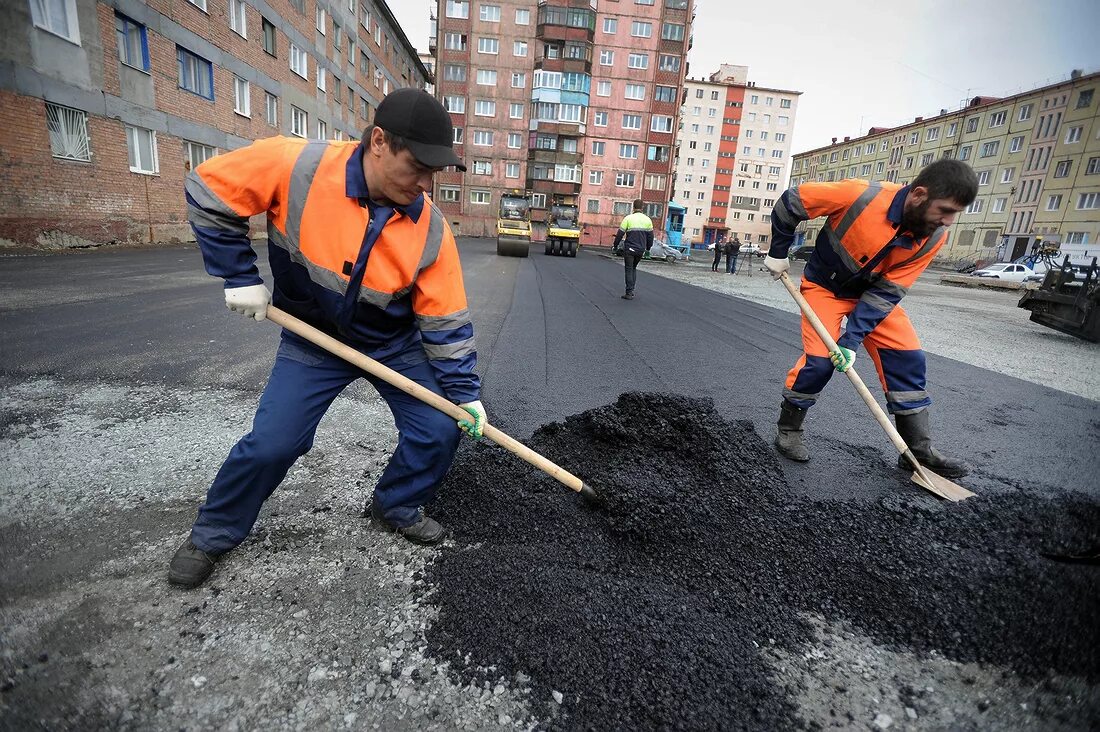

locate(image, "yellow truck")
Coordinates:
544 201 580 258
496 192 532 257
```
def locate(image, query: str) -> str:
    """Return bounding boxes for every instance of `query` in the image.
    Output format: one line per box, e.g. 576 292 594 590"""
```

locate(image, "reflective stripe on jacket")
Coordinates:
768 179 946 349
612 211 654 255
185 136 479 404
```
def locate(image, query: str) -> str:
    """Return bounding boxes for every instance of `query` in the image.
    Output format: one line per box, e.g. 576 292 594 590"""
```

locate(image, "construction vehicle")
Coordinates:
1017 255 1100 342
544 198 580 258
496 192 532 257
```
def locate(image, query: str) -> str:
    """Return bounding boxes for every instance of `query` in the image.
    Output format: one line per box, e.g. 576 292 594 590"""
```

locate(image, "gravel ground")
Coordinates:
641 254 1100 401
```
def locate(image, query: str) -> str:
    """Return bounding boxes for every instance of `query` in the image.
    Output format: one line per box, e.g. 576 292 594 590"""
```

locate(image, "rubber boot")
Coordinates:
774 401 810 462
894 409 970 479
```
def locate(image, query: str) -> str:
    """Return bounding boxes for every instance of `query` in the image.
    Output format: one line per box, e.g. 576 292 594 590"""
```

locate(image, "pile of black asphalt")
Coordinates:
427 392 1099 730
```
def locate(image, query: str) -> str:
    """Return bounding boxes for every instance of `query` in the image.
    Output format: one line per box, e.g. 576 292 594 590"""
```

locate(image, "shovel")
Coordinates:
778 273 974 502
264 306 599 503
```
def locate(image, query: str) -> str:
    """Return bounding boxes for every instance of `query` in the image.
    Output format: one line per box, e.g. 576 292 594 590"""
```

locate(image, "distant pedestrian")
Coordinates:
726 237 741 274
612 199 654 300
711 239 723 272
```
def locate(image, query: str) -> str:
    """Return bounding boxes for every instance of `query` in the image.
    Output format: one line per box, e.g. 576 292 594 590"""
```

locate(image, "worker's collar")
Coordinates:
345 143 423 222
886 185 919 248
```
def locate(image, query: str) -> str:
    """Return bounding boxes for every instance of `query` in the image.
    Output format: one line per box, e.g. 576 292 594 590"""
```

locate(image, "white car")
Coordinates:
646 241 685 263
970 262 1035 282
739 243 764 257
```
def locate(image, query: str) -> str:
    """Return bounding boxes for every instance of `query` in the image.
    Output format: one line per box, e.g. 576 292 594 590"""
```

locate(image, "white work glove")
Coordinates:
457 400 486 440
224 284 271 321
764 255 790 280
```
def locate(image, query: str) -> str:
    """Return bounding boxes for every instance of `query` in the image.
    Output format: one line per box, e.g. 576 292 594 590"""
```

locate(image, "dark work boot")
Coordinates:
774 400 810 462
168 539 220 588
371 504 446 546
894 409 971 478
621 292 634 300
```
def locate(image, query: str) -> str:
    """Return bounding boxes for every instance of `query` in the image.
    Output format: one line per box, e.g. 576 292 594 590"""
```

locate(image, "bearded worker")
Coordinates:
764 159 978 478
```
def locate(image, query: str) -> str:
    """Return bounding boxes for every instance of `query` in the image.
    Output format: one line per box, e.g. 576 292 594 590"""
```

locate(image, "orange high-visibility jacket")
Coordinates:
769 179 947 349
185 136 479 403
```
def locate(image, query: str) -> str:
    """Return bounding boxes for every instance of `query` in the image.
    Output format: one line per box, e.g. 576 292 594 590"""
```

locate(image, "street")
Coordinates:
1 239 1097 729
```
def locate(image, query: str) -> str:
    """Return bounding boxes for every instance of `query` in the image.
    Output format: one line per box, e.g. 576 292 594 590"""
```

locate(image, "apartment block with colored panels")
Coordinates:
432 0 694 243
0 0 427 248
789 70 1100 266
674 65 801 250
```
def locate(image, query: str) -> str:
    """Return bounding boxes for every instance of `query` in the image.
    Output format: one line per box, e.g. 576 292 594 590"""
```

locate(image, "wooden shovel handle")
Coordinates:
264 306 587 494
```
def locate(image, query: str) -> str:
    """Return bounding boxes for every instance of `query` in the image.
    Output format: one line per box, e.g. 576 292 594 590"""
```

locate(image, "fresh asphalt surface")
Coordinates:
1 237 1095 500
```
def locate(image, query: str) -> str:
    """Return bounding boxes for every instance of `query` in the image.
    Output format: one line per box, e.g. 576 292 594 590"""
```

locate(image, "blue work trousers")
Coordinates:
190 332 461 554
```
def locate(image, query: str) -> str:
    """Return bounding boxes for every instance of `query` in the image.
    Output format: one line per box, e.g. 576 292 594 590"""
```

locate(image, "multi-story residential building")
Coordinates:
0 0 427 247
432 0 694 243
675 64 800 249
789 70 1100 265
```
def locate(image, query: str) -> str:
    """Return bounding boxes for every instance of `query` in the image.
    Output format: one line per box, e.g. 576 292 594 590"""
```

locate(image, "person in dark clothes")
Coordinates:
612 199 654 300
711 238 723 271
726 237 741 274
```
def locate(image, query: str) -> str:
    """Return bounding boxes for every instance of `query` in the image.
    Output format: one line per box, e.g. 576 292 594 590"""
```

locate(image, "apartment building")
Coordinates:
675 64 800 249
789 70 1100 265
432 0 694 244
0 0 426 247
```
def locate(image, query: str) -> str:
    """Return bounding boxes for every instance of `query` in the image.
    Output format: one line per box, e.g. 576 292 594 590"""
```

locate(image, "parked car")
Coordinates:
646 241 685 263
969 262 1035 282
739 243 764 257
791 245 815 261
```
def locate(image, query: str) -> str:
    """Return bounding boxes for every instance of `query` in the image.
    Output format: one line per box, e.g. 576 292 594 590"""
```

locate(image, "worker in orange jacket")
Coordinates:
170 89 483 588
764 160 978 478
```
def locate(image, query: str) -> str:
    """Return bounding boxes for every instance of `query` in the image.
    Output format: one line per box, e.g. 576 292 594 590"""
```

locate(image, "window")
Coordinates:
627 53 648 69
959 145 972 161
473 160 492 175
443 95 465 113
599 50 614 66
920 152 934 166
660 22 684 40
1084 157 1100 175
966 117 979 133
291 105 307 137
125 125 158 174
1077 192 1099 210
476 69 496 86
594 111 608 126
603 17 617 33
509 102 523 119
647 145 668 162
595 80 611 97
619 143 638 159
591 140 605 155
183 140 215 171
439 186 460 203
559 104 583 122
650 116 673 133
316 119 327 139
511 72 525 88
772 149 783 159
446 0 469 18
977 170 990 185
505 162 520 179
265 93 278 125
507 132 522 149
1065 231 1089 244
625 83 645 100
965 198 983 214
1054 160 1072 178
317 66 326 92
470 189 490 205
115 14 149 71
474 100 495 116
631 20 651 37
478 37 499 54
452 127 463 143
444 33 467 50
909 132 919 145
1018 104 1033 121
480 4 500 21
655 85 676 103
658 54 680 72
925 127 940 142
332 23 342 52
622 114 641 130
472 130 493 146
1066 126 1082 144
177 47 214 99
45 103 90 161
315 5 326 32
515 8 530 24
31 0 80 41
443 64 466 82
262 17 276 55
233 76 250 116
644 174 665 190
989 110 1007 128
1076 89 1094 109
1001 167 1014 183
1009 135 1024 153
615 172 636 187
587 199 600 214
289 43 308 78
1045 194 1062 211
514 40 527 56
589 170 603 185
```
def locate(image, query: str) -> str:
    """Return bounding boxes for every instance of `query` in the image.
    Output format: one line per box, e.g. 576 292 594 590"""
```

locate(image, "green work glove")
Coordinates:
457 400 486 440
829 346 856 373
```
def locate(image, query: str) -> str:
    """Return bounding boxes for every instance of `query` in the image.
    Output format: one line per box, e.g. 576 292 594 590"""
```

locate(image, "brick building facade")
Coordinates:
0 0 427 248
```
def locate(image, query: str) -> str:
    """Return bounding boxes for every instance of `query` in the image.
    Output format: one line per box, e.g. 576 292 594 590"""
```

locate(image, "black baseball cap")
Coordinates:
374 88 466 171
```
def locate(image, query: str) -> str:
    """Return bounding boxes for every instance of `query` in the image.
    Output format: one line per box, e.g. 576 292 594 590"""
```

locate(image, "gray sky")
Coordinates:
391 0 1100 154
